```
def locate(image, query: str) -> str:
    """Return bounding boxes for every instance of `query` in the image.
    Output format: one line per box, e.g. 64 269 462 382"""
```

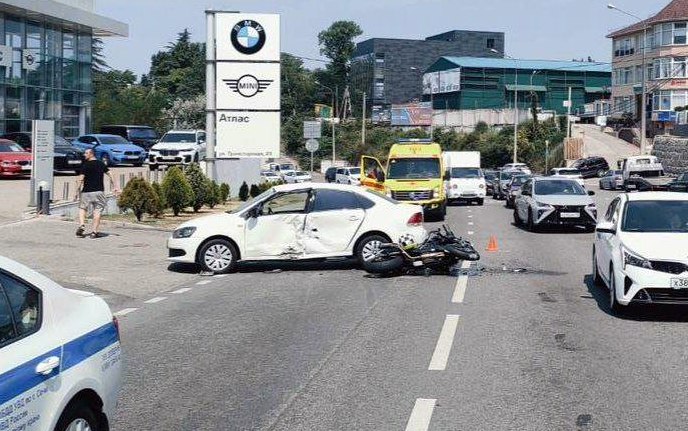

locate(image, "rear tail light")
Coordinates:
407 212 424 226
113 317 121 340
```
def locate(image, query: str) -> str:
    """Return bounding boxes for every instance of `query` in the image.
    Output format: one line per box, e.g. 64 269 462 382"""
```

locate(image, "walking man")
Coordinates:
75 148 118 238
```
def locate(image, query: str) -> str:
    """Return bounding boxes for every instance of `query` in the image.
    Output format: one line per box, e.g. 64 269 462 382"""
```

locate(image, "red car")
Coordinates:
0 138 32 177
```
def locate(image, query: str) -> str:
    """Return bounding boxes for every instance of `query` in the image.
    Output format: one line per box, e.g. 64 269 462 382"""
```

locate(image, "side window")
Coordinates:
336 169 344 175
0 273 40 339
0 286 16 346
522 180 532 195
261 191 310 215
198 132 206 143
312 190 361 212
78 136 89 143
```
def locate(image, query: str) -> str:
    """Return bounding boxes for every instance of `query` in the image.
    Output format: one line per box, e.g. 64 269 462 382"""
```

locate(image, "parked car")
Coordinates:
2 132 83 174
73 134 146 167
492 169 520 200
502 163 532 175
148 130 206 170
325 166 337 183
0 255 122 431
167 183 427 274
484 170 498 194
0 140 31 177
260 170 281 183
505 174 531 208
593 192 688 312
550 167 585 187
100 125 159 151
514 177 597 231
283 170 312 183
271 163 297 179
336 167 361 185
572 156 610 178
668 172 688 193
599 170 624 190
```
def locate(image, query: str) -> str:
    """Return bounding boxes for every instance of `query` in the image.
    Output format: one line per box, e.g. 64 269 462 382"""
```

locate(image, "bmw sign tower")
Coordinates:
205 11 280 194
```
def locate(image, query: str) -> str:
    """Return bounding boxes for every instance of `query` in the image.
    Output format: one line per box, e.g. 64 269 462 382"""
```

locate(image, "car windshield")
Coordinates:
296 171 308 176
161 133 195 143
554 169 581 176
500 171 518 180
622 201 688 232
511 176 529 186
229 188 276 214
451 168 481 179
0 143 24 152
348 167 361 175
280 164 295 170
535 180 586 195
484 172 497 181
128 128 158 139
98 136 130 145
388 158 440 179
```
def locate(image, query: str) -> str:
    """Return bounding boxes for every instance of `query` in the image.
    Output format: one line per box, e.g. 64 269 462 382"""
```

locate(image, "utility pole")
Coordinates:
361 92 366 147
513 66 518 163
545 139 550 173
333 85 338 163
566 86 572 139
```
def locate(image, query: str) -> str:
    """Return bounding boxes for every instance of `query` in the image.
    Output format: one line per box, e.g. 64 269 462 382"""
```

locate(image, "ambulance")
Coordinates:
361 139 447 220
0 256 122 431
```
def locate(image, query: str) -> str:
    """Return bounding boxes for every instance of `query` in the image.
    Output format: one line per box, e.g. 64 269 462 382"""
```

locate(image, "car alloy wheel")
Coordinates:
360 239 383 262
608 266 621 313
66 419 92 431
527 209 536 232
592 248 603 286
101 154 110 166
204 244 233 272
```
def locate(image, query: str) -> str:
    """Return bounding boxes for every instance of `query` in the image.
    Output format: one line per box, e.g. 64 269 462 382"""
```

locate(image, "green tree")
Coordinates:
219 183 230 203
162 166 194 216
117 178 158 221
91 37 109 73
239 181 249 201
150 181 167 217
281 53 317 119
317 21 363 106
148 29 205 99
205 180 221 209
184 163 209 212
249 184 261 198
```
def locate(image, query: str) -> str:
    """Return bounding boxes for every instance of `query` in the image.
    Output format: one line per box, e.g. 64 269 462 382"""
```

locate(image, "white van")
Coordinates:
443 151 485 205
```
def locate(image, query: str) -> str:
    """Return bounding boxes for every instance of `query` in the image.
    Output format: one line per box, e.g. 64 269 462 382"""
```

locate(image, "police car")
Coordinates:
0 256 122 431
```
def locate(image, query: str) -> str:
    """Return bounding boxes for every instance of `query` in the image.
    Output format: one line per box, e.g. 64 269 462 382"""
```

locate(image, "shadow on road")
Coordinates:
168 258 359 275
510 221 593 235
583 274 688 322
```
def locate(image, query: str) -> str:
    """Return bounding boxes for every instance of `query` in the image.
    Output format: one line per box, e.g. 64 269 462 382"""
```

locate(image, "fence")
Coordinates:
52 167 169 203
564 138 584 160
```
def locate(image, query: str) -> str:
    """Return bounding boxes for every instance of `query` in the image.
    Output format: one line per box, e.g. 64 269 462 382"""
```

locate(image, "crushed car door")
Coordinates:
360 155 386 192
303 189 365 255
243 189 311 259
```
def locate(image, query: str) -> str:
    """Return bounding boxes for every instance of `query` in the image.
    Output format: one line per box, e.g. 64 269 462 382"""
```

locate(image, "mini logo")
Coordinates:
231 20 266 55
223 75 273 98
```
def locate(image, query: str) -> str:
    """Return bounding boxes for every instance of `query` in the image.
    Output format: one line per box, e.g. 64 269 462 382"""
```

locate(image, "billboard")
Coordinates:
216 62 280 110
216 111 280 158
372 105 391 124
391 102 432 126
422 67 461 95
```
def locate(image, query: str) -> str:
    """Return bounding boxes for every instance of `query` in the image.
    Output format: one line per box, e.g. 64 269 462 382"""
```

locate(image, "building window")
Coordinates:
651 22 688 47
675 23 687 44
613 37 635 57
652 57 688 79
487 38 495 49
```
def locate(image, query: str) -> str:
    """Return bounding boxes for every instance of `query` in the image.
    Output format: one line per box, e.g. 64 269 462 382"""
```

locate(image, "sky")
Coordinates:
96 0 664 78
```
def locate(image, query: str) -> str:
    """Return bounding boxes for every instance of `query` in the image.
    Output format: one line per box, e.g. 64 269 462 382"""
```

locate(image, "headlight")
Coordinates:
385 189 393 198
1 160 14 166
179 148 194 152
623 247 652 270
433 187 440 195
173 226 197 238
535 201 554 209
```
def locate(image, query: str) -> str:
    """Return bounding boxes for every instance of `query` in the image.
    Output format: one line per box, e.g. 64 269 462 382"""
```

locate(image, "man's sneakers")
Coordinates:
76 225 86 238
90 232 105 239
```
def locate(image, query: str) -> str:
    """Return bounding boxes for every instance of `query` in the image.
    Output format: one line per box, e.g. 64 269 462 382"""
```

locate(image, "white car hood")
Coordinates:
178 212 237 230
152 142 197 151
622 232 688 262
535 195 593 206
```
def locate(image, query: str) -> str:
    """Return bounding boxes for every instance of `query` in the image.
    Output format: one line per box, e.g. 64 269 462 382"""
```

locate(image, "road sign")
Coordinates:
303 121 321 139
305 138 319 152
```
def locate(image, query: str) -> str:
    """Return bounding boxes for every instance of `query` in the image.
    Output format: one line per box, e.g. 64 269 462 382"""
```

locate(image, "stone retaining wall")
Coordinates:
652 135 688 175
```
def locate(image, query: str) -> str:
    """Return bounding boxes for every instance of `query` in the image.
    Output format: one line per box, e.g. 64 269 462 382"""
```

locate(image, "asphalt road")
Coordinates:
109 181 688 431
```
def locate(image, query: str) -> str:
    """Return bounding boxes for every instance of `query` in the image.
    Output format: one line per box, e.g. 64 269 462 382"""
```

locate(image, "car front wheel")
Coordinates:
198 238 238 274
527 209 537 232
54 400 102 431
592 248 603 286
608 266 622 313
101 154 110 167
356 234 390 268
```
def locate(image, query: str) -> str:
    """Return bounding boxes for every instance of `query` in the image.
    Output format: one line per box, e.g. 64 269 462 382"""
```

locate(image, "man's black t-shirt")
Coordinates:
81 160 109 193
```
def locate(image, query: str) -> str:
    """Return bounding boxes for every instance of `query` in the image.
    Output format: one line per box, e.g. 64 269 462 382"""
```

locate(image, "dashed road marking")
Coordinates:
144 297 167 304
428 315 461 371
114 308 138 317
172 288 192 294
468 215 473 218
196 280 212 285
468 222 474 226
452 261 472 303
467 231 474 235
215 274 228 278
405 398 437 431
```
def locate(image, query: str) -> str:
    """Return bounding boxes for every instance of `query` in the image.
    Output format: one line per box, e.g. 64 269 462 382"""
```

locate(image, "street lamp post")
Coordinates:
608 3 647 154
315 81 338 163
492 48 519 163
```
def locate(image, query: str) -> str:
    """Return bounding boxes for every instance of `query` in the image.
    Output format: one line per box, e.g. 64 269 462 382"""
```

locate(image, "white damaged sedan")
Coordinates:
167 183 427 273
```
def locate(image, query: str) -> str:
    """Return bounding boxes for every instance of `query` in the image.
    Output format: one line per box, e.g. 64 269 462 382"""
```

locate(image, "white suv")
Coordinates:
148 130 206 170
336 167 361 185
593 192 688 312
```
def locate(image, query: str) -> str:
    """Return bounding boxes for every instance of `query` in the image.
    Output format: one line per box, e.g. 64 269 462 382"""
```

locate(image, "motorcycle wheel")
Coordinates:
362 256 405 274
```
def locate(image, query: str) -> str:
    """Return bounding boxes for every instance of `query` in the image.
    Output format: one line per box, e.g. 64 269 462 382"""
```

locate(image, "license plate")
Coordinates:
67 160 81 165
560 212 580 218
671 278 688 289
626 184 636 189
21 166 31 171
127 155 139 160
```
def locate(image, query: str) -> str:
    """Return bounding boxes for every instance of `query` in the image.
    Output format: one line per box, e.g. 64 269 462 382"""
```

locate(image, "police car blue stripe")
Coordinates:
0 322 118 406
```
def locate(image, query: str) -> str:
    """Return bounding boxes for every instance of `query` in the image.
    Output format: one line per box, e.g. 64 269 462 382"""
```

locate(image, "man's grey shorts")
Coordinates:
79 191 107 212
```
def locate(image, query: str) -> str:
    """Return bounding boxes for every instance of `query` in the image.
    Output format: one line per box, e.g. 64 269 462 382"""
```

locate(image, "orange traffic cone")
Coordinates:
486 235 499 252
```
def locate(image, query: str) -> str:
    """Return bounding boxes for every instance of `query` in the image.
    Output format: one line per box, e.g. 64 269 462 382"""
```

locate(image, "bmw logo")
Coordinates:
231 20 266 55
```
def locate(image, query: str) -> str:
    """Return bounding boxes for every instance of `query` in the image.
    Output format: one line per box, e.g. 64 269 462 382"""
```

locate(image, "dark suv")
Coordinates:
100 125 158 151
572 156 609 178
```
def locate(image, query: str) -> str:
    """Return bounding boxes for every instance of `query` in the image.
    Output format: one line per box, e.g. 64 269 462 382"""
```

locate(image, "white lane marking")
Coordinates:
196 280 212 285
467 231 474 235
468 215 473 218
405 398 437 431
452 261 472 303
468 222 474 226
144 297 167 304
461 260 471 270
215 274 228 278
172 288 192 294
113 308 138 316
428 315 461 371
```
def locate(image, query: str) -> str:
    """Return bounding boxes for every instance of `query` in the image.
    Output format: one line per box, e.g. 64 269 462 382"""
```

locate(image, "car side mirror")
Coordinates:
245 206 260 219
596 221 615 235
587 190 595 196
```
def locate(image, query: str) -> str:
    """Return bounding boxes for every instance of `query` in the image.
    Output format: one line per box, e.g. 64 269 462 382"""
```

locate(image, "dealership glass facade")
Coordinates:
0 13 93 138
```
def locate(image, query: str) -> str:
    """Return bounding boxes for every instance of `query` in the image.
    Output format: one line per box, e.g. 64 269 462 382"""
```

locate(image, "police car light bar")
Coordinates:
397 138 433 144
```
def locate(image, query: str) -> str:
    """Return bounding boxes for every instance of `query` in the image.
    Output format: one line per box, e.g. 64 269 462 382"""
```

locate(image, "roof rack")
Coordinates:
397 138 433 144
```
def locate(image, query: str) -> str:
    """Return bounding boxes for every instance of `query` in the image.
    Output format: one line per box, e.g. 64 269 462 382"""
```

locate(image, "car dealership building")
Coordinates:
0 0 127 138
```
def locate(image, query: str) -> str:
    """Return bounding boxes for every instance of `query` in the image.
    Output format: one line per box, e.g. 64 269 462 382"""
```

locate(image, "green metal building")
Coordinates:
424 57 612 115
